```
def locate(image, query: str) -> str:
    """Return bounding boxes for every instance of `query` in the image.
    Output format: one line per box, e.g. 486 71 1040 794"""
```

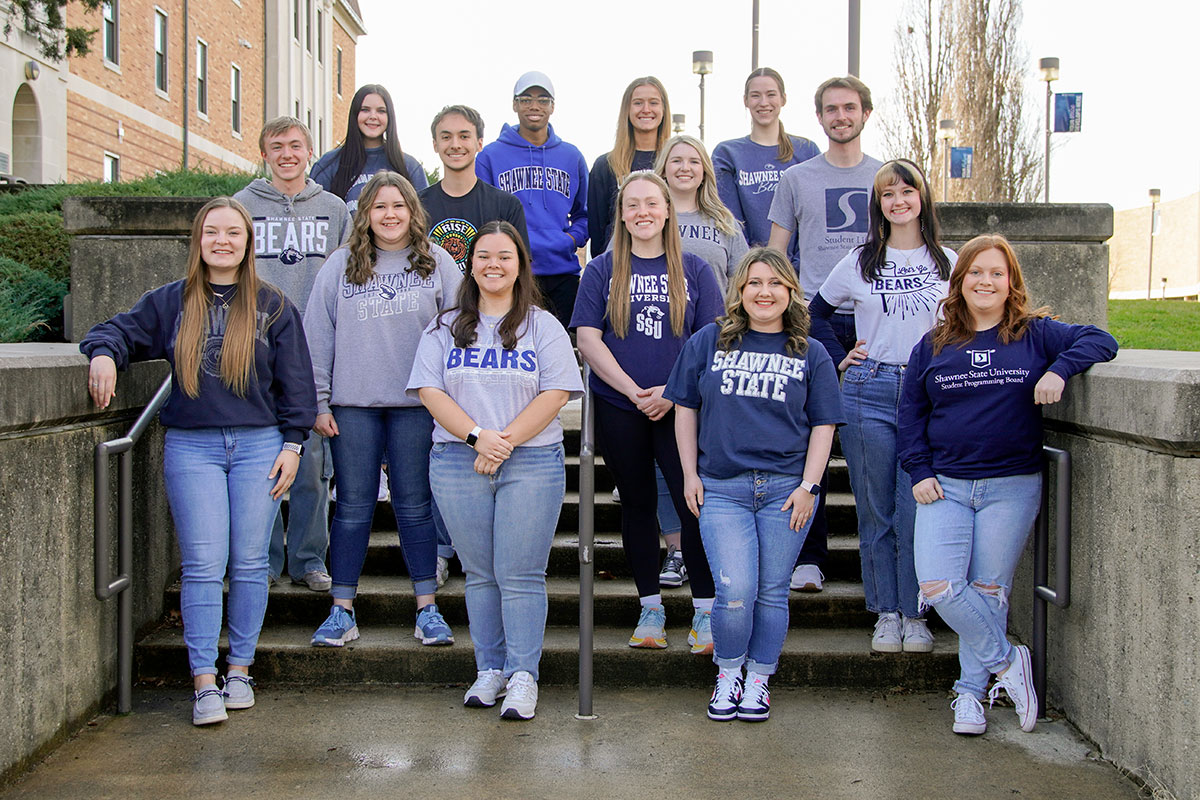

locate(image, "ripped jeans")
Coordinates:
913 472 1042 699
698 471 813 675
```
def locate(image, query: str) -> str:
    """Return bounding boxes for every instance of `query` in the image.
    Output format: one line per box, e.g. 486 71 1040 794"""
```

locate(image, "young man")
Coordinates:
420 104 530 273
476 71 588 329
767 76 883 595
234 116 350 591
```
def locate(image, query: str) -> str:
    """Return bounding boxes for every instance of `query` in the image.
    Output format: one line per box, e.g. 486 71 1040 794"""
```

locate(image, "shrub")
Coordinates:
0 256 68 342
0 168 259 216
0 212 71 282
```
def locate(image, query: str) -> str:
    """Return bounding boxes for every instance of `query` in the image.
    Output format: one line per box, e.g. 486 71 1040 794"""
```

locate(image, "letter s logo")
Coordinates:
825 188 869 234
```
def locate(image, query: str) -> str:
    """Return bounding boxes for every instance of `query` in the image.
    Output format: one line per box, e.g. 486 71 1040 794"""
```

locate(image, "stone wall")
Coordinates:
0 345 176 784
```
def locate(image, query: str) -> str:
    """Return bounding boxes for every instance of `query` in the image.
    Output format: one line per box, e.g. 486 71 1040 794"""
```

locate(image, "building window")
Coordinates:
292 0 300 41
102 1 119 65
305 0 312 51
306 110 312 136
231 64 242 134
318 118 324 152
316 9 323 63
294 99 300 117
153 8 168 93
336 47 342 96
196 39 208 116
103 153 121 183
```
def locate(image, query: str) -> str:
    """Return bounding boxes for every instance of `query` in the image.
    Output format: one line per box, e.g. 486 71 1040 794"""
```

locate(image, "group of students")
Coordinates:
80 67 1118 733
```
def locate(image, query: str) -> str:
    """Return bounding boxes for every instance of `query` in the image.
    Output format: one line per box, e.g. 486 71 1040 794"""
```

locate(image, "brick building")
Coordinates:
0 0 364 184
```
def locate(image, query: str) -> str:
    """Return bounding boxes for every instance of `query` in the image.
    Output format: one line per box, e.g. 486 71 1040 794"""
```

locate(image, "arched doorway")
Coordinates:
12 83 42 182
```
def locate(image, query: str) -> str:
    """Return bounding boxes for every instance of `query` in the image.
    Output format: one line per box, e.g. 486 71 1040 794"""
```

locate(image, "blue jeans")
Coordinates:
840 359 919 618
430 442 565 680
328 406 439 599
163 426 282 677
655 465 681 536
913 472 1042 698
698 471 813 675
269 436 331 581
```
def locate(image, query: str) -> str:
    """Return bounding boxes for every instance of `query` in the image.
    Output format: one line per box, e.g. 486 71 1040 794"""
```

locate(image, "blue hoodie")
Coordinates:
476 123 588 277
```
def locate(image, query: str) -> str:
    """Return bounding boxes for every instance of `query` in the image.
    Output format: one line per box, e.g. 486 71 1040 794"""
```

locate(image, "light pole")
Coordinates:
1147 188 1161 300
751 0 759 71
848 0 861 76
937 119 957 202
672 113 686 135
692 50 713 142
1039 57 1059 203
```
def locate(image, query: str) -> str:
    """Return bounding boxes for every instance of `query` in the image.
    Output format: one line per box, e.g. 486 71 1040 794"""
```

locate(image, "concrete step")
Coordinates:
134 624 960 689
166 576 893 629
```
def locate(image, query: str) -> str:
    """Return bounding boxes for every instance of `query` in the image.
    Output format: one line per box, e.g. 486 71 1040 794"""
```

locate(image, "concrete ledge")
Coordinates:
62 197 209 235
940 203 1114 242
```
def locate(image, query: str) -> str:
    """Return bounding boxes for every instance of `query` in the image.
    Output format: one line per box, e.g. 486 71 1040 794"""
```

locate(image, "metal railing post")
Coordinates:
1032 445 1071 719
576 366 597 720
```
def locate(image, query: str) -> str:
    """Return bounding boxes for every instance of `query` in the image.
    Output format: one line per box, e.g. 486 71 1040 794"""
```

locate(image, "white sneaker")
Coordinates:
436 556 450 588
463 669 507 708
989 644 1038 732
951 693 987 734
872 612 903 653
789 564 824 592
901 616 934 652
500 671 538 720
377 468 390 502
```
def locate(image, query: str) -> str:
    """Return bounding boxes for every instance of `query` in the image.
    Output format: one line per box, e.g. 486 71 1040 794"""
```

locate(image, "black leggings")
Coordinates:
594 396 715 600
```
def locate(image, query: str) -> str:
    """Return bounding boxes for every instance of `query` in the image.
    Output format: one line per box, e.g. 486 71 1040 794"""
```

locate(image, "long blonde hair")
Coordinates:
654 135 739 238
607 172 687 339
345 171 436 285
175 197 281 398
717 248 809 356
607 77 672 182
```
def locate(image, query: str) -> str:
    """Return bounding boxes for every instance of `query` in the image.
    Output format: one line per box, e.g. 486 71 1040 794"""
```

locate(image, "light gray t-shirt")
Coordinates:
676 209 750 292
818 245 955 365
304 243 463 413
767 153 884 310
407 307 584 447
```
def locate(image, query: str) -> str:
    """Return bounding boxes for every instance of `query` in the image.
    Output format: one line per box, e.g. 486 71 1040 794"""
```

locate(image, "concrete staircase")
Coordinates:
135 401 960 689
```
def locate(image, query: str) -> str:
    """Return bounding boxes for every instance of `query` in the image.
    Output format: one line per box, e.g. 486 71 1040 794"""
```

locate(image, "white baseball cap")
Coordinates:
513 71 555 99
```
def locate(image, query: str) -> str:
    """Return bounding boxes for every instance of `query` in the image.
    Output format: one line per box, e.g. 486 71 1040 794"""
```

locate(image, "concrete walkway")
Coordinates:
2 687 1138 799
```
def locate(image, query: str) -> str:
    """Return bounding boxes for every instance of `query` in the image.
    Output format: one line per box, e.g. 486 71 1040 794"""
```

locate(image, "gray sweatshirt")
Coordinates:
233 178 350 315
304 243 463 413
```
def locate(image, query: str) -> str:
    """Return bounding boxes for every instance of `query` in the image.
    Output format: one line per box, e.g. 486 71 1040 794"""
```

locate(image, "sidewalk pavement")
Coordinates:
2 686 1139 800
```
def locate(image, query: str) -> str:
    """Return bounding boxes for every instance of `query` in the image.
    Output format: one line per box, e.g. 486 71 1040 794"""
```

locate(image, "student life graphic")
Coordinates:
824 187 870 247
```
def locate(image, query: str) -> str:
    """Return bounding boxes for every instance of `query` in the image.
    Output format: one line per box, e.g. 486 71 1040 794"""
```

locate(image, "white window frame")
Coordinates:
153 7 168 97
316 8 324 63
103 152 121 183
230 63 242 137
195 38 208 118
336 47 343 96
102 1 120 69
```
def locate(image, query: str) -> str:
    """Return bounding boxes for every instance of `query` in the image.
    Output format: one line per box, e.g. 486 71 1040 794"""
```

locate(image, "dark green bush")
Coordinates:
0 256 68 342
0 168 259 216
0 212 71 282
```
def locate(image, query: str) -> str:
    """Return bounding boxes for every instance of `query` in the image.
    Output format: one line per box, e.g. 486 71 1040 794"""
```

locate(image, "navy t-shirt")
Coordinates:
570 251 724 411
665 323 845 479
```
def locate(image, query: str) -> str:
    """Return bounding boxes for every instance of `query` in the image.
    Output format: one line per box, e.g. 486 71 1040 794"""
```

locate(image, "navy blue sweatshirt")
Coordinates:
898 317 1117 484
80 280 317 443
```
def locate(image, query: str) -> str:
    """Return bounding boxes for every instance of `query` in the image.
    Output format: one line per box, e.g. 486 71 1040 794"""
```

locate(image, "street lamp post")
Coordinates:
1039 57 1059 203
1147 188 1161 300
672 114 686 135
937 119 956 202
692 50 713 142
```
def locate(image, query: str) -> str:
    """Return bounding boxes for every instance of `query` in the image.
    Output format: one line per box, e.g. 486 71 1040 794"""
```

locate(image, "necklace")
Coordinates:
212 286 237 309
892 245 927 269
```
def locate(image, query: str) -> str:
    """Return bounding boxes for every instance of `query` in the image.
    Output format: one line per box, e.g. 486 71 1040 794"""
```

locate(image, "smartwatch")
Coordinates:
282 442 304 457
800 480 820 496
465 425 483 449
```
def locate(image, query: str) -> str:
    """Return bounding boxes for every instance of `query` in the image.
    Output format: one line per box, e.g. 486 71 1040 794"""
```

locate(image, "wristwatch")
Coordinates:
800 480 820 496
282 442 304 457
465 426 483 449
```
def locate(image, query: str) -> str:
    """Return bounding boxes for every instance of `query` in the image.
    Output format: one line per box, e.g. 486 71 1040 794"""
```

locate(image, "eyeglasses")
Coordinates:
515 95 553 108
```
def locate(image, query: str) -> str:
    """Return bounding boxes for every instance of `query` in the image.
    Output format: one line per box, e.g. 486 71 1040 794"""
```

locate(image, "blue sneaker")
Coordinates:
629 604 667 648
222 671 255 710
688 609 713 655
311 605 359 647
192 686 227 726
415 603 454 645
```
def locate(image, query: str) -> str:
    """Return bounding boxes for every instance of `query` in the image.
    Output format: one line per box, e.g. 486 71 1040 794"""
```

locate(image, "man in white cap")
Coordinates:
476 70 589 328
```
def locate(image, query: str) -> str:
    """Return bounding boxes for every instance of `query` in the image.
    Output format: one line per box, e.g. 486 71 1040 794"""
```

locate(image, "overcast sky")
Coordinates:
353 0 1200 212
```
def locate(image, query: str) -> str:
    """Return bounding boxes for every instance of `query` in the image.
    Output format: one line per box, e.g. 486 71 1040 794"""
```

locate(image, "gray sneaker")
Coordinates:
292 570 332 591
222 671 256 710
871 612 903 653
192 686 227 726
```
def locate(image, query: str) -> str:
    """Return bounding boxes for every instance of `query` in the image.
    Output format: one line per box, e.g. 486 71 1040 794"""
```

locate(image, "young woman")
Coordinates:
571 171 724 653
81 198 316 726
304 171 462 649
899 235 1117 735
712 68 820 252
588 77 672 258
310 84 428 215
667 248 842 722
810 159 954 654
655 134 749 291
410 221 584 721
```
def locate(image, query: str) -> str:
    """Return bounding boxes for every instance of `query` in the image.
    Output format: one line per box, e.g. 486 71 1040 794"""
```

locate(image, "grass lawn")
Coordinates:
1107 300 1200 351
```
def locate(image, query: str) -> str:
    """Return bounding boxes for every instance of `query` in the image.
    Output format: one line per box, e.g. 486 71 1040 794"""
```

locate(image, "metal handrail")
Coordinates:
576 365 597 719
1032 445 1071 719
94 374 173 714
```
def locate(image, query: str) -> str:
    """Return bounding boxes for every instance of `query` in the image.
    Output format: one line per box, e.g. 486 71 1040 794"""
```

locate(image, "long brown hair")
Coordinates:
654 135 739 238
717 248 809 356
857 159 953 282
744 68 794 162
441 220 545 350
607 172 687 338
931 234 1051 354
607 77 672 182
344 171 436 285
175 197 282 398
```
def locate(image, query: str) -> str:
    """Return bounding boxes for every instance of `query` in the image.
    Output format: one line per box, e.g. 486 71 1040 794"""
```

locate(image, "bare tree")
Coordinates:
884 0 1043 202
